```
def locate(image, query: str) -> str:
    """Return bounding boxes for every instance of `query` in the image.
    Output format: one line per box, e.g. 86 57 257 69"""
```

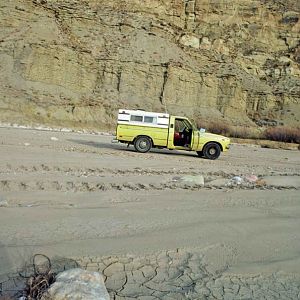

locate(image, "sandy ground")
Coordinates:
0 127 300 298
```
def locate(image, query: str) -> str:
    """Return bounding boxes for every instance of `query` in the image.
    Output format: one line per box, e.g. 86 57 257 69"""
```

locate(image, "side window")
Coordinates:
175 120 185 131
144 116 156 123
130 115 143 122
183 120 192 129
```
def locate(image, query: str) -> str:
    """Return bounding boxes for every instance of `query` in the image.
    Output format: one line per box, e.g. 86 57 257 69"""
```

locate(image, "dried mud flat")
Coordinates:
0 127 300 299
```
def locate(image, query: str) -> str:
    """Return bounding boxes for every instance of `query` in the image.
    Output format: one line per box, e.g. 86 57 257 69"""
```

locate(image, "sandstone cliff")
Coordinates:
0 0 299 130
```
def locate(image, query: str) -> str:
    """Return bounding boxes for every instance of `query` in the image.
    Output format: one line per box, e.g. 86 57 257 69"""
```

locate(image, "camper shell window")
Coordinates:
144 116 156 123
130 115 157 124
130 115 143 122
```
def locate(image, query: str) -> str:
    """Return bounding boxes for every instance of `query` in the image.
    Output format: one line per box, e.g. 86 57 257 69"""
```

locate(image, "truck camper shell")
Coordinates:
118 109 170 128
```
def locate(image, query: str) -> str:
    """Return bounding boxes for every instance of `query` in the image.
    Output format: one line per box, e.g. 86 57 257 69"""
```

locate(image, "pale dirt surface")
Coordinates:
0 127 300 299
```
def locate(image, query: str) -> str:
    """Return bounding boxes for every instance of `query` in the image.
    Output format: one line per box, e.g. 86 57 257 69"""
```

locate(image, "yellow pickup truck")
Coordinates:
114 109 230 160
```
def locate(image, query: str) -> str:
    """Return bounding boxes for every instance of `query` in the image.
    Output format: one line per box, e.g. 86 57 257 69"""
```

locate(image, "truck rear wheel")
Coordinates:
203 142 221 160
134 136 152 153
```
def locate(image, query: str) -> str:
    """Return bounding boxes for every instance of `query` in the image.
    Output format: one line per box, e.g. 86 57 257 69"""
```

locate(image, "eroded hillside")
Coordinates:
0 0 299 129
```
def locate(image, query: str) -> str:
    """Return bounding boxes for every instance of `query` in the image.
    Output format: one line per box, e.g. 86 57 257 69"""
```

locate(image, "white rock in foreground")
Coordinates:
173 175 204 186
0 196 8 207
44 268 110 300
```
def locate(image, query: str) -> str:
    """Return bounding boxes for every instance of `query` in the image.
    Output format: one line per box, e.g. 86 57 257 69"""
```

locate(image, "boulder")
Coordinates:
179 35 200 48
0 196 8 207
43 268 110 300
173 175 204 186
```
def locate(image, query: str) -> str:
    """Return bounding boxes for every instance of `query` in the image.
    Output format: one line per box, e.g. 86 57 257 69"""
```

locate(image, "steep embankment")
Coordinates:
0 0 299 129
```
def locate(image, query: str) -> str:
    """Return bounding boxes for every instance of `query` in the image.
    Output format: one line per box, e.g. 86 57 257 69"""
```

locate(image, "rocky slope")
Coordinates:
0 0 299 130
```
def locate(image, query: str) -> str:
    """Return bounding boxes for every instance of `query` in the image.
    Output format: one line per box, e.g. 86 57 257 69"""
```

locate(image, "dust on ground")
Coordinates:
0 127 300 299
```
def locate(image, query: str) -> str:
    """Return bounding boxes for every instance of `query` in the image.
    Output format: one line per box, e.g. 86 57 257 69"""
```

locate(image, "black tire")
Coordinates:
196 151 203 157
203 142 221 160
134 136 152 153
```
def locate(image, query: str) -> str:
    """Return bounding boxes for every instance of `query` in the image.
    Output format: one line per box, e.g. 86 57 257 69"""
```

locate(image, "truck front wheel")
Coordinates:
134 136 152 153
203 142 221 160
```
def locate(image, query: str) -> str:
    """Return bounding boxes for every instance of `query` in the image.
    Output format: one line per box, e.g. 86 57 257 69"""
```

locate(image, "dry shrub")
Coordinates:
196 120 259 139
23 254 56 300
196 120 300 143
229 126 261 139
263 126 300 143
0 296 14 300
196 120 231 135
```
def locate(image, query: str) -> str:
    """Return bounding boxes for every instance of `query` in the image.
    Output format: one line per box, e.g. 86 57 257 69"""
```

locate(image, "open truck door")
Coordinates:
168 117 194 150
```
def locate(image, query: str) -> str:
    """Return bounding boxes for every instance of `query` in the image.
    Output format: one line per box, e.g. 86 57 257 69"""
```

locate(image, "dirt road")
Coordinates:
0 127 300 299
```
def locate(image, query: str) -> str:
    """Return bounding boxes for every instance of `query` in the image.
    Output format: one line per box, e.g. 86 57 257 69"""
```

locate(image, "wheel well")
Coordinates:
203 141 223 152
134 135 154 146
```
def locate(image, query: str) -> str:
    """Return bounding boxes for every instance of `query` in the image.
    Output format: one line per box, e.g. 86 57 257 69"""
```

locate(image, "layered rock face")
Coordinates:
0 0 299 129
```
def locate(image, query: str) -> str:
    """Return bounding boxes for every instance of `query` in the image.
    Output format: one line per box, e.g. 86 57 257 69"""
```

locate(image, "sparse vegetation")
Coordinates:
196 120 300 145
196 120 260 139
228 126 261 140
263 126 300 144
196 120 231 136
